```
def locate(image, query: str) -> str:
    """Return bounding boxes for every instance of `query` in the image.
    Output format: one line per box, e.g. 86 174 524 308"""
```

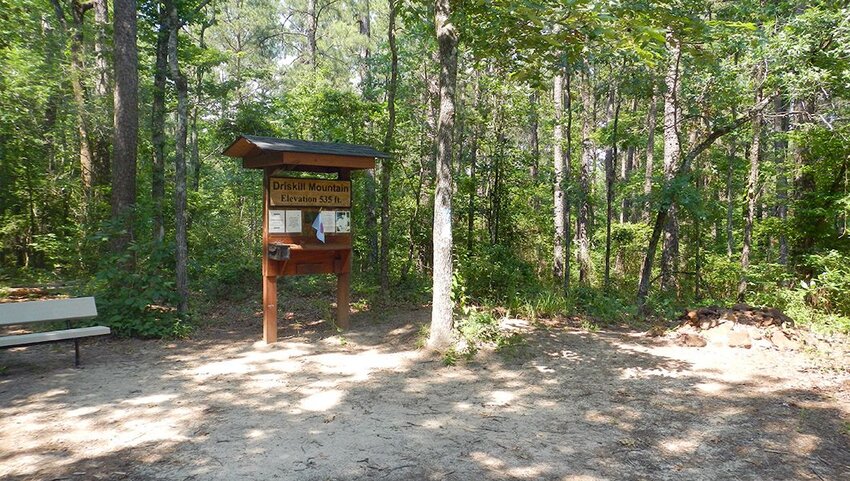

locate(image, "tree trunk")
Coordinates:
93 0 110 96
577 68 593 284
151 11 168 246
791 98 815 255
553 71 566 281
529 91 540 191
659 31 681 294
111 0 138 260
642 88 657 221
774 95 789 264
91 0 111 186
564 70 573 291
361 0 378 267
621 97 637 223
167 0 190 315
307 0 318 69
427 0 458 350
726 133 736 258
738 84 763 302
65 0 95 193
604 86 620 291
379 0 397 295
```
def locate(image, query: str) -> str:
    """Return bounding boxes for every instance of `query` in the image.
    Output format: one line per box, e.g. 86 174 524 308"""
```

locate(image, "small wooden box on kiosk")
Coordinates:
224 135 388 343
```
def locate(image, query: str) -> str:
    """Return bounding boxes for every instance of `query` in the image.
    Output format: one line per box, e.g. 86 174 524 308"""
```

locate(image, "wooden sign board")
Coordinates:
269 177 351 208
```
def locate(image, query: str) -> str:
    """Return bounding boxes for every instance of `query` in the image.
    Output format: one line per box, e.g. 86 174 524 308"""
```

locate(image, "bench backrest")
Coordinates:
0 297 98 326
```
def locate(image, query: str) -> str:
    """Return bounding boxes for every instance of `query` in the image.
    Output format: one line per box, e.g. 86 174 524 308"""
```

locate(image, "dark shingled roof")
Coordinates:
225 135 390 158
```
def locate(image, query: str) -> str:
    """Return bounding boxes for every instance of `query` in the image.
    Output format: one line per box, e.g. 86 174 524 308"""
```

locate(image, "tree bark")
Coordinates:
577 68 593 284
564 70 573 291
726 133 736 258
307 0 318 69
529 91 540 192
428 0 458 350
642 87 657 221
151 10 168 246
167 0 190 315
111 0 138 261
659 31 682 294
553 71 566 281
774 95 789 264
604 85 620 291
93 0 110 96
361 0 378 267
380 0 397 295
738 81 763 302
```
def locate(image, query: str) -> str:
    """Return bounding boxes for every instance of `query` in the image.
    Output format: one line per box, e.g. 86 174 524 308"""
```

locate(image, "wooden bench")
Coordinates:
0 297 111 367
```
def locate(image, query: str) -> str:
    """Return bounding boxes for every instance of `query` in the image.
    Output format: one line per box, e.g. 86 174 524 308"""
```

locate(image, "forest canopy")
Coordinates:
1 0 848 339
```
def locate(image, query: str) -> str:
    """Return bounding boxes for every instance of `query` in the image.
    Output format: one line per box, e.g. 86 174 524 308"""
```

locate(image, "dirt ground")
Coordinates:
2 298 849 481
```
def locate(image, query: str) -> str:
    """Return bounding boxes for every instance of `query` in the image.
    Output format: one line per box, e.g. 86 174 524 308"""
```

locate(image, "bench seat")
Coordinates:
0 326 111 348
0 297 110 366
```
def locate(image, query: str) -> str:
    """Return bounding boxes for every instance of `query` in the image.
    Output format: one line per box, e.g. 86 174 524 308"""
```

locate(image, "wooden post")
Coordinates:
336 270 350 330
336 168 351 330
262 167 278 343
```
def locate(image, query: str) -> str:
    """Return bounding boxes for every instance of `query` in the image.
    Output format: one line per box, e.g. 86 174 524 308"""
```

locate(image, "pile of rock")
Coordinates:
669 304 800 350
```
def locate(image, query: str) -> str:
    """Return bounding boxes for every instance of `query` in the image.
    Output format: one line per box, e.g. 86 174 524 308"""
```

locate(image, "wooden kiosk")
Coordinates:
223 135 388 343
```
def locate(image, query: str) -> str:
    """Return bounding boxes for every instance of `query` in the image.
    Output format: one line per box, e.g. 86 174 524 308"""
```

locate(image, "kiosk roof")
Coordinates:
224 135 389 159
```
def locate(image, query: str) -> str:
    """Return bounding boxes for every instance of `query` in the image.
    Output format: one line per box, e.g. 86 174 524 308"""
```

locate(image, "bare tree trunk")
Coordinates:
529 91 540 192
91 0 111 186
167 0 190 315
93 0 109 96
553 71 566 281
564 70 573 291
361 0 378 267
428 0 458 350
738 82 763 302
151 11 168 246
621 97 637 223
660 31 681 294
59 0 95 193
577 68 594 284
190 18 212 193
379 0 397 295
726 133 736 258
111 0 138 261
307 0 318 70
642 88 657 221
604 83 620 291
774 95 789 264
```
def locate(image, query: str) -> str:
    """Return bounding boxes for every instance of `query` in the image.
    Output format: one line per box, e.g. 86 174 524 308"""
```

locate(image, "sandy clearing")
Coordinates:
1 306 849 481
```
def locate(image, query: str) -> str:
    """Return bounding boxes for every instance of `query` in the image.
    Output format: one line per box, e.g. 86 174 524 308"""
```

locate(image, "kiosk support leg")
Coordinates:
336 272 350 330
263 275 278 343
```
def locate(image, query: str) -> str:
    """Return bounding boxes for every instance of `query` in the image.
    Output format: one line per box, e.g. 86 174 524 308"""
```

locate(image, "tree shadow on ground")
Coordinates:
1 307 848 481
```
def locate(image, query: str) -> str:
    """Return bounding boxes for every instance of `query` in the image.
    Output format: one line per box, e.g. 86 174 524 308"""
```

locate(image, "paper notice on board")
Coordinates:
335 211 351 233
285 210 302 233
320 210 336 234
269 210 286 233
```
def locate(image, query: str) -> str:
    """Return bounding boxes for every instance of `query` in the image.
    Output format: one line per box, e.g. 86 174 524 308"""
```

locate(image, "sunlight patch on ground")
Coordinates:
299 389 343 411
620 366 685 379
695 381 728 394
659 435 701 454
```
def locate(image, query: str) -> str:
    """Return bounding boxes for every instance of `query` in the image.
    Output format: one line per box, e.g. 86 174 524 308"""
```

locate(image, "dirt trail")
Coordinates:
1 304 849 481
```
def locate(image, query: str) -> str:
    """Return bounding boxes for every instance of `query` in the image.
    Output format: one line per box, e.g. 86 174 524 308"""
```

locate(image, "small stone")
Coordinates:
676 333 707 347
727 331 752 348
769 331 799 351
704 322 732 345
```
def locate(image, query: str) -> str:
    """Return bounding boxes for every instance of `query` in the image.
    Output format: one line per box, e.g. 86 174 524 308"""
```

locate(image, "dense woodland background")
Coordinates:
1 0 848 342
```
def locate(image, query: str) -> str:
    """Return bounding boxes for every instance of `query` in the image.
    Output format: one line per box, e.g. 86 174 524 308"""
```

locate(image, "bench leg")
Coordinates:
74 339 80 368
